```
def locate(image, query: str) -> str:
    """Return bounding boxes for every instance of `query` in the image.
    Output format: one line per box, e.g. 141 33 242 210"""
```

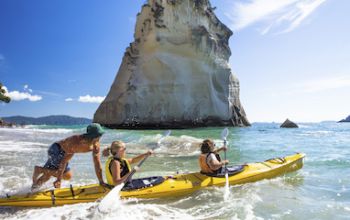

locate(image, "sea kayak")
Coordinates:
0 153 305 207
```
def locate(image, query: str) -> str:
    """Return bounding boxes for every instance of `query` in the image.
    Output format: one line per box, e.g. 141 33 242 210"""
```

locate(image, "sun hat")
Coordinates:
83 123 105 138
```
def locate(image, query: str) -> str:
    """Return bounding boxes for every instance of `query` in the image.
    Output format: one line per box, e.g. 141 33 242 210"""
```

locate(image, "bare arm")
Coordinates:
110 161 134 185
92 140 104 184
129 150 153 164
208 154 229 171
213 146 227 154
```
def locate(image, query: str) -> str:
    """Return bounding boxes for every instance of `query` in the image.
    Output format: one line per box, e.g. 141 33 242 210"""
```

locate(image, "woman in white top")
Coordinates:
198 139 229 174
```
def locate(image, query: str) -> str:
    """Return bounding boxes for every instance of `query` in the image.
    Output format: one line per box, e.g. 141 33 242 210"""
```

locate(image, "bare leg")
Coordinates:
34 173 51 188
32 168 58 190
32 166 44 183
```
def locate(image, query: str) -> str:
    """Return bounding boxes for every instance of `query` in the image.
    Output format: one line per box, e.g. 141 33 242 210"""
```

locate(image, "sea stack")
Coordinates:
280 119 298 128
94 0 249 129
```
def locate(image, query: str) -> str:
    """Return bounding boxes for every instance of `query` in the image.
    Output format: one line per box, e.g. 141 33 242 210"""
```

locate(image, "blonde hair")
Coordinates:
102 140 125 157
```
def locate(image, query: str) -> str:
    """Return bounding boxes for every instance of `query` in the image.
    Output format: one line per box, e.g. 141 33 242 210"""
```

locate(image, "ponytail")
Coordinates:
104 140 124 157
102 147 111 157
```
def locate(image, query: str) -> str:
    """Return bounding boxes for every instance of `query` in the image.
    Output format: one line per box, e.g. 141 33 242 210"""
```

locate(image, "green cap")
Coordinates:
83 123 105 138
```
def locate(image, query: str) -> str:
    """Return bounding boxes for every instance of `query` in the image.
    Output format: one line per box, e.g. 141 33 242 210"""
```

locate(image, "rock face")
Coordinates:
94 0 249 128
0 118 15 128
339 115 350 122
280 119 298 128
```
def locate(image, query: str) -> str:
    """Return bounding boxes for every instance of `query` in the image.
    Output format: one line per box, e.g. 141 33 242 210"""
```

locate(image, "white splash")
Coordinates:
0 140 46 152
97 183 125 213
0 126 74 134
224 172 230 201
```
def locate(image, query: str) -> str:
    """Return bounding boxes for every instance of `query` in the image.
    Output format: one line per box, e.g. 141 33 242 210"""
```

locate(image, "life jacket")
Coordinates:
105 156 131 185
198 152 222 174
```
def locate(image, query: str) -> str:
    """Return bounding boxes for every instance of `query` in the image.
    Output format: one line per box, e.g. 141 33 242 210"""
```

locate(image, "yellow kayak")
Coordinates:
0 153 305 207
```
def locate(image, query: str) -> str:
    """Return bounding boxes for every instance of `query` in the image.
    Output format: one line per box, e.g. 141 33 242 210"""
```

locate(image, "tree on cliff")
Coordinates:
0 82 11 103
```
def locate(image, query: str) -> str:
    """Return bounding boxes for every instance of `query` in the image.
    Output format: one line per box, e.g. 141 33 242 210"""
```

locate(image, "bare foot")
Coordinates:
31 183 40 192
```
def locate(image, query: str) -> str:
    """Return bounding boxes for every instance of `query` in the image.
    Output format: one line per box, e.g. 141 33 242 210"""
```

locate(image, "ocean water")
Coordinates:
0 122 349 219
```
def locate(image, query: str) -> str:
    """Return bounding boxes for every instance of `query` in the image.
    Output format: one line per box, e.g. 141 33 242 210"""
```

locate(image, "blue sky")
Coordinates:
1 0 349 122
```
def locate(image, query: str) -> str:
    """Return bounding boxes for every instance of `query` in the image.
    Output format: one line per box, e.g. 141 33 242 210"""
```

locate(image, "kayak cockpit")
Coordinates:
122 176 165 191
200 165 245 178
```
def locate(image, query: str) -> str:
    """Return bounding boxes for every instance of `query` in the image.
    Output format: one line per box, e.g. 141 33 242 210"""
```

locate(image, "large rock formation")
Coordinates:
339 115 350 123
94 0 249 128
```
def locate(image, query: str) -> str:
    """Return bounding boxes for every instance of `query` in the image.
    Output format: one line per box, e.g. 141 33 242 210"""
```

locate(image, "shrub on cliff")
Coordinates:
0 83 11 103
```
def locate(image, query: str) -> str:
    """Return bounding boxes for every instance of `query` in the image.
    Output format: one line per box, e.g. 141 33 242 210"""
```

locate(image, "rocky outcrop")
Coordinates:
339 115 350 122
280 119 298 128
0 118 15 128
94 0 249 129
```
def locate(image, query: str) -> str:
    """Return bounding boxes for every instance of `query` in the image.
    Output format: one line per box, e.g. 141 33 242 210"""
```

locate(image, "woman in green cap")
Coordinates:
32 123 107 189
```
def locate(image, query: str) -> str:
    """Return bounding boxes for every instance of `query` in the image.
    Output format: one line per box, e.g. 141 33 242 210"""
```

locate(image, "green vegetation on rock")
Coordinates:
0 83 11 103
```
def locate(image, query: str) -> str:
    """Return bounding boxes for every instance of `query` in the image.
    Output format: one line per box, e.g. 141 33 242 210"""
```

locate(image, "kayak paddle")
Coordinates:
221 127 229 165
124 130 171 183
221 127 230 200
98 130 171 212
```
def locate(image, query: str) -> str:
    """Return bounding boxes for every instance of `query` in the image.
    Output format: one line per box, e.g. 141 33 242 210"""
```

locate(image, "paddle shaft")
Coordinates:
124 154 149 183
224 140 227 171
124 130 171 184
222 128 230 199
221 128 229 172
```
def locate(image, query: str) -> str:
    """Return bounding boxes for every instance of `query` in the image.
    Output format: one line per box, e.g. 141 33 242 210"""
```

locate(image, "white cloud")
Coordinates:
295 75 350 93
3 86 42 102
225 0 326 34
65 98 74 102
23 84 33 93
78 95 105 103
8 91 42 101
35 90 61 97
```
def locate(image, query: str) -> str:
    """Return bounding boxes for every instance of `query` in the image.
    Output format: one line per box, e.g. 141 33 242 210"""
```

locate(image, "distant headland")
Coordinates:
339 115 350 123
0 115 92 126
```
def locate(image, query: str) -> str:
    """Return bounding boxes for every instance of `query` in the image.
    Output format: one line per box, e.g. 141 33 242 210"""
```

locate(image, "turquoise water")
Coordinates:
0 122 349 219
